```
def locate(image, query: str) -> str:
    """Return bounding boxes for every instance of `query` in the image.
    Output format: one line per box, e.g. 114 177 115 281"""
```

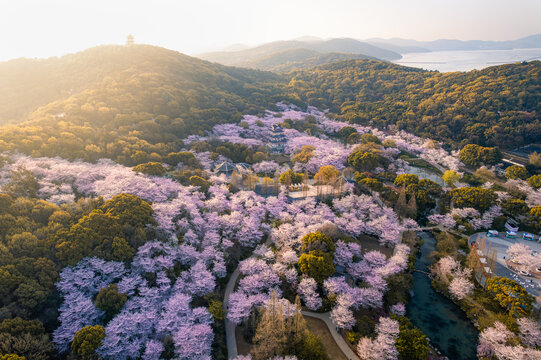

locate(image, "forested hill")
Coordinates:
0 44 286 125
236 49 373 72
287 59 541 149
0 45 292 164
0 45 539 166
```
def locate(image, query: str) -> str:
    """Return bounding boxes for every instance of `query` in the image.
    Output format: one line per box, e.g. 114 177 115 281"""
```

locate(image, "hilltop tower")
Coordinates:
269 124 286 153
126 34 134 46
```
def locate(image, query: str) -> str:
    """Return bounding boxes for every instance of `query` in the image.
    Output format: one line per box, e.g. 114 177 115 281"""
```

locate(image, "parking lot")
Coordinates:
469 231 541 298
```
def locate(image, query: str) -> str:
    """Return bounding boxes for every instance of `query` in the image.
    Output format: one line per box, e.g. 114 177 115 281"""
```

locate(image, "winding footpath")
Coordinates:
223 237 359 360
301 311 360 360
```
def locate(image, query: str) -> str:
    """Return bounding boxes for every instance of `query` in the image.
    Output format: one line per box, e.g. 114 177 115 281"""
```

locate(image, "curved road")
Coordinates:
223 238 359 360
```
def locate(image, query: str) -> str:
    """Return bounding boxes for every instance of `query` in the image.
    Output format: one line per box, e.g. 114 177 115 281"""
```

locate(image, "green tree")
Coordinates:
2 168 39 198
14 280 48 311
486 276 535 317
298 251 335 283
346 132 361 144
208 299 225 321
132 162 167 176
0 318 45 337
297 331 329 360
394 316 429 360
189 175 210 192
292 146 315 164
526 174 541 188
300 231 335 253
502 198 529 217
100 193 156 229
394 174 419 187
360 133 381 144
347 151 379 172
505 165 528 180
0 355 25 360
71 325 105 357
112 237 135 261
95 284 127 321
279 169 303 185
164 151 200 167
449 187 497 212
442 170 461 187
459 144 502 167
338 126 357 141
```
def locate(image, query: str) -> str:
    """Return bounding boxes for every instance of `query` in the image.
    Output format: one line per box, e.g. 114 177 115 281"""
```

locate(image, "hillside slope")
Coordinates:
198 38 401 68
0 46 539 166
287 59 541 149
0 45 291 164
239 48 373 72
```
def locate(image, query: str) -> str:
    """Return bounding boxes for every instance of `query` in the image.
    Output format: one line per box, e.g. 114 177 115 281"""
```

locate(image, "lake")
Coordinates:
394 48 541 72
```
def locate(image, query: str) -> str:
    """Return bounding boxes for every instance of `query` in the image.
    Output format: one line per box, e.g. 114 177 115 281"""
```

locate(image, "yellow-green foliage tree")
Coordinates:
71 325 105 357
314 165 340 185
95 284 127 321
298 232 336 283
298 252 335 284
292 145 315 163
505 165 529 180
442 170 461 187
486 276 535 317
132 162 167 176
279 169 303 184
459 144 502 167
527 174 541 189
449 187 497 212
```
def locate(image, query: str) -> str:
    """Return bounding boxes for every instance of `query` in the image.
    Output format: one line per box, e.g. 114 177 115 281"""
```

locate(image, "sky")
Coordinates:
1 0 540 61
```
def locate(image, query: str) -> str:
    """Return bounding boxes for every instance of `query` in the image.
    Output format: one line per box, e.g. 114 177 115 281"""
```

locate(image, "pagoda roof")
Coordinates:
215 161 235 173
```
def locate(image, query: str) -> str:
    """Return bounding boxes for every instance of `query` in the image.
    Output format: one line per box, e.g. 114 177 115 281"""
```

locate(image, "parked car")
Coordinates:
518 270 531 277
487 230 499 237
523 233 537 241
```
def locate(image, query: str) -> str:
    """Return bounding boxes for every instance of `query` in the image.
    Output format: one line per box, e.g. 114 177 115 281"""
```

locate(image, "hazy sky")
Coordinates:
1 0 540 61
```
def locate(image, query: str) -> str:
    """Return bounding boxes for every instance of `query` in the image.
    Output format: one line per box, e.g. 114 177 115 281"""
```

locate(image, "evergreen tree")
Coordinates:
407 192 418 218
252 291 287 360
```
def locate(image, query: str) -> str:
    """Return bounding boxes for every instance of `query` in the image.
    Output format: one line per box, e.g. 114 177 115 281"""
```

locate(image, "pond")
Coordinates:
405 165 444 186
406 232 478 360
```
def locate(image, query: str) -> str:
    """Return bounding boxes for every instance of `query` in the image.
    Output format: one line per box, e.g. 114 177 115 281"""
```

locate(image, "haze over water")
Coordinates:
394 47 541 72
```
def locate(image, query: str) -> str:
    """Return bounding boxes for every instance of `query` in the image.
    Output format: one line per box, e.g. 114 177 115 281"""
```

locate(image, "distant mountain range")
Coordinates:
198 34 541 72
197 38 402 71
366 33 541 53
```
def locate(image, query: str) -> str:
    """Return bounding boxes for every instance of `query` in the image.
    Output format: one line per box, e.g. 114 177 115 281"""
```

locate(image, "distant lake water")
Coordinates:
393 48 541 72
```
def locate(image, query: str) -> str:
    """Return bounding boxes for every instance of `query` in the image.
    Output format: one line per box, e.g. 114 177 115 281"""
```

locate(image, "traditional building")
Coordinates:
269 124 286 153
214 161 235 175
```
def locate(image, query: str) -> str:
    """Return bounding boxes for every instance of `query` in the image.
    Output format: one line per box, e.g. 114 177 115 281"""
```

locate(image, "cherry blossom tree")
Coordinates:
297 277 322 310
357 317 400 360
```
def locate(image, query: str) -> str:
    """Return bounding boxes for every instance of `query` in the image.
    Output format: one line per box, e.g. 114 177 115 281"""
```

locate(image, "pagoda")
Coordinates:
269 124 286 153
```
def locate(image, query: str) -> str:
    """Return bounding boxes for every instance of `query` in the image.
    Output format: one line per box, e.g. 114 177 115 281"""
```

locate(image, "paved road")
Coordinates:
301 311 360 360
470 232 541 297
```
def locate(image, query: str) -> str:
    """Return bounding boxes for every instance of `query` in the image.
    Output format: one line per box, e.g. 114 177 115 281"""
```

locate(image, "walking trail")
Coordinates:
223 238 359 360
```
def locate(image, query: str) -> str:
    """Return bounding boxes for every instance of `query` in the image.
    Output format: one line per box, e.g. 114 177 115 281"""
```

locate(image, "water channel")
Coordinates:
407 231 478 359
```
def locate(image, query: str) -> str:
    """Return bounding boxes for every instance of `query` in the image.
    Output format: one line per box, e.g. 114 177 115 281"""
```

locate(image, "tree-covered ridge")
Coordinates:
0 46 539 167
0 45 291 164
0 44 286 126
287 59 540 149
229 48 373 73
